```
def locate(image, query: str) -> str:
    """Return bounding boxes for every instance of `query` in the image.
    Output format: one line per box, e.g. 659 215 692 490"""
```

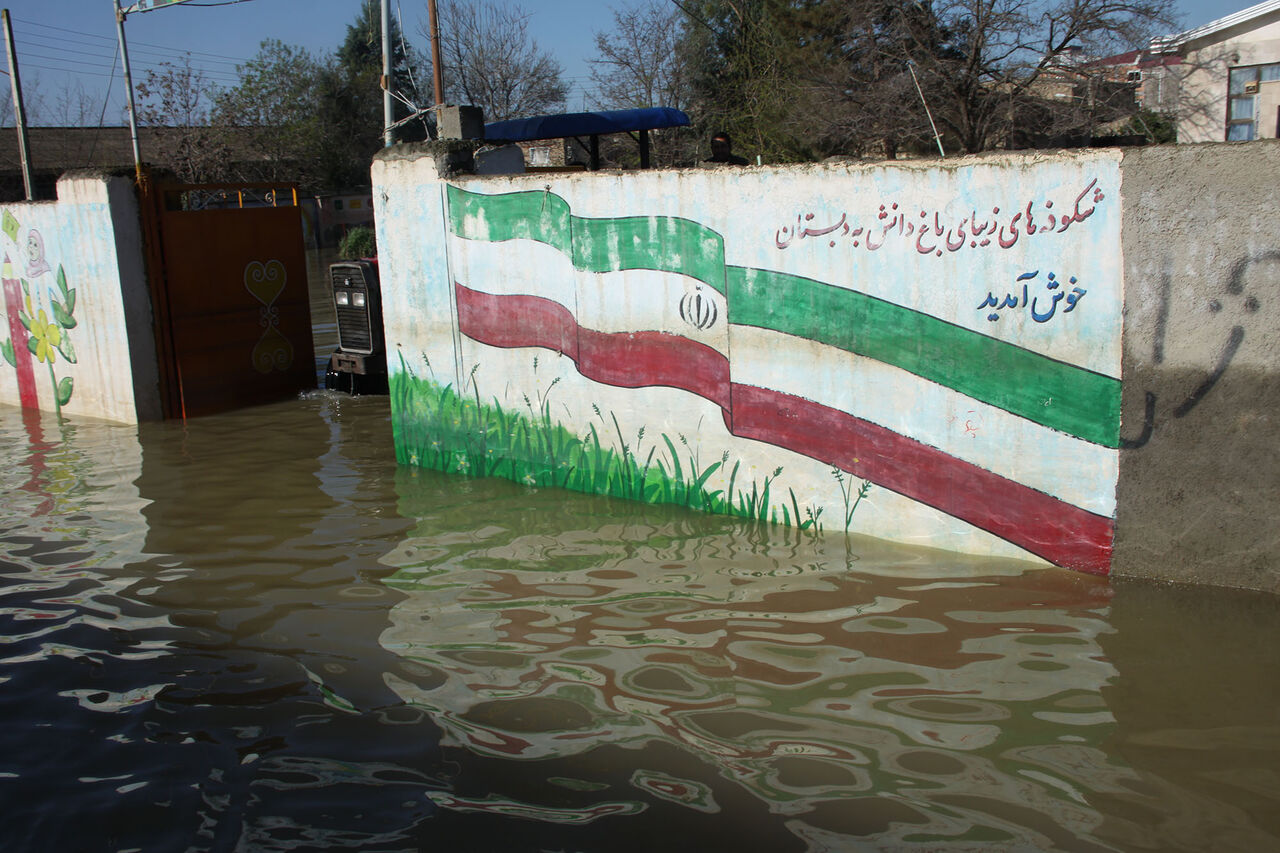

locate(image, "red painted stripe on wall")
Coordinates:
577 328 731 411
456 283 731 409
453 283 1113 573
456 283 579 359
3 271 39 410
730 384 1113 573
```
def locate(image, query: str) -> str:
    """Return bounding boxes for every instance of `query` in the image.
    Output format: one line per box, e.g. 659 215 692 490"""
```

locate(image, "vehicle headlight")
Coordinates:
353 292 366 307
336 291 350 306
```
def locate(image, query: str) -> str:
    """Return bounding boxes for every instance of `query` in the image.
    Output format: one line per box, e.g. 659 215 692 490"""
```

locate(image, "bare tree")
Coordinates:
426 0 568 122
136 55 231 182
904 0 1179 152
589 0 690 111
0 73 44 128
586 0 700 167
686 0 1177 159
48 81 100 127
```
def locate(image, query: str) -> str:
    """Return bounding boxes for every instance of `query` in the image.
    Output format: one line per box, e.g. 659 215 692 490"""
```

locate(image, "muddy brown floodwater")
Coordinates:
1 394 1278 852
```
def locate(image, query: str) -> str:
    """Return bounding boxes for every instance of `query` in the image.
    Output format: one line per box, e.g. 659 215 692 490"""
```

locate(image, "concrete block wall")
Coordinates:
0 172 158 424
1115 141 1280 592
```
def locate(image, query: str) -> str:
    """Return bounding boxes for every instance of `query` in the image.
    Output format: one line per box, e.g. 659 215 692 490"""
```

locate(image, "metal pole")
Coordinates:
427 0 443 106
381 0 393 146
2 9 34 199
907 61 945 158
114 0 144 180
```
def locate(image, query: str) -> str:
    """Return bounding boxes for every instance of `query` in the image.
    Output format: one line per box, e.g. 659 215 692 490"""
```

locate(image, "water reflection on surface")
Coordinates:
0 396 1277 852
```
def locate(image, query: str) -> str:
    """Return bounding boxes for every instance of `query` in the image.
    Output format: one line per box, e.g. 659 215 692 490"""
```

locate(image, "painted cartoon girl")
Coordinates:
25 229 51 279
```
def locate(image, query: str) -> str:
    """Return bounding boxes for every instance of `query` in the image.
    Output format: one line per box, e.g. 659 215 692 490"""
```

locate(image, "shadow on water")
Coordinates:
0 395 1277 852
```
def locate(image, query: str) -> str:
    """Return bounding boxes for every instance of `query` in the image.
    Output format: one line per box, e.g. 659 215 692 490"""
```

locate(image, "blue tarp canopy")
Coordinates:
484 107 690 142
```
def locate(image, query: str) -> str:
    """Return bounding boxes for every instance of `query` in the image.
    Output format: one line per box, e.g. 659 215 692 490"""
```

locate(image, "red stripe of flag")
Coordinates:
730 384 1113 573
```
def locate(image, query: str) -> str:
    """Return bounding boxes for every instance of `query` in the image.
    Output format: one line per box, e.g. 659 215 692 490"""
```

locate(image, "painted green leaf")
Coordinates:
51 300 77 330
1 209 19 242
57 334 77 364
56 375 74 406
64 287 76 316
57 265 68 298
27 335 39 355
18 312 32 332
1 338 13 367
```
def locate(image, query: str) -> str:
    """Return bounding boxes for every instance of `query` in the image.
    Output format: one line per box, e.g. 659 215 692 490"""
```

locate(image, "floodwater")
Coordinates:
2 396 1278 853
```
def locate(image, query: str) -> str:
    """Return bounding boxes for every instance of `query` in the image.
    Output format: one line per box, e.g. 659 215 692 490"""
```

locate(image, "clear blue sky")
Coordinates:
1 0 1251 126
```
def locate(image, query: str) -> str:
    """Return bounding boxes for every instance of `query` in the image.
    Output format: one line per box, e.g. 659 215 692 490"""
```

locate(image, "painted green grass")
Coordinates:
390 353 827 533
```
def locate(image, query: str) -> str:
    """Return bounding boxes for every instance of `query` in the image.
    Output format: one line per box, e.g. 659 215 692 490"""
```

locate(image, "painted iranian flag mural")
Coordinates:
387 154 1122 574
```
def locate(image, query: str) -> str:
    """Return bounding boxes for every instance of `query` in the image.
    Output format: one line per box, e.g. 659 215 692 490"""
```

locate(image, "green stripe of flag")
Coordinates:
447 185 726 294
727 266 1121 448
448 184 573 249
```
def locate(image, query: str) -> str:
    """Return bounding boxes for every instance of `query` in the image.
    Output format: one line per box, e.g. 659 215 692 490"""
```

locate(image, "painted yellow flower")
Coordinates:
30 309 61 364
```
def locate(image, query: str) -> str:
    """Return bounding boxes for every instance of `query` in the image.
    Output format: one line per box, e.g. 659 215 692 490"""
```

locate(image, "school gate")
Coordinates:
142 181 315 419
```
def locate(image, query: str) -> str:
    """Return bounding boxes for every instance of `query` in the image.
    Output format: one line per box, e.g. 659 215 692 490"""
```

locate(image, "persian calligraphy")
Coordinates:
774 178 1106 256
978 270 1086 324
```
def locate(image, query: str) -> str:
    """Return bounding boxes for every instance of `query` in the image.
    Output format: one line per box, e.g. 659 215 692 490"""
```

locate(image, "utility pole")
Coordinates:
2 8 34 199
113 0 200 182
114 0 144 181
381 0 393 146
427 0 444 107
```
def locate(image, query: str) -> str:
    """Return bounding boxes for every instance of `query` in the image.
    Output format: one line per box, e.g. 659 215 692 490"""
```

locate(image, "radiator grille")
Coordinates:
336 305 373 352
330 263 375 355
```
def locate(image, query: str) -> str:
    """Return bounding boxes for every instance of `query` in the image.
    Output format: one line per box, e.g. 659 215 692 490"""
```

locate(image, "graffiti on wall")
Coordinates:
1122 250 1280 448
391 161 1122 574
1 210 81 417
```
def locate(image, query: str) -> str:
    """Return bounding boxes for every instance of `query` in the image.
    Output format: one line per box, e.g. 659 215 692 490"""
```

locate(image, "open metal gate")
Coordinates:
141 179 315 418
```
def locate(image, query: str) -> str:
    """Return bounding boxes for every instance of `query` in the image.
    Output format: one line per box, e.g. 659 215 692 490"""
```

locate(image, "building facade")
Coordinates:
1151 0 1280 142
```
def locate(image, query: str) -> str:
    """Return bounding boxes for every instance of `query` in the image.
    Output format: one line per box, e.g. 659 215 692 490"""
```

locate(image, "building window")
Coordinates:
1227 63 1280 141
527 146 552 167
1228 66 1258 140
1127 70 1142 83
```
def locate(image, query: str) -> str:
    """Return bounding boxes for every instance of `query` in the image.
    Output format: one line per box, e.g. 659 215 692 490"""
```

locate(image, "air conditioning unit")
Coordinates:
1245 81 1260 94
324 259 388 395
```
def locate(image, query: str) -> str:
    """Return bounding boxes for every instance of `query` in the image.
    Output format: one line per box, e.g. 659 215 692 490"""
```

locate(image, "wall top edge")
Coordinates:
376 145 1126 187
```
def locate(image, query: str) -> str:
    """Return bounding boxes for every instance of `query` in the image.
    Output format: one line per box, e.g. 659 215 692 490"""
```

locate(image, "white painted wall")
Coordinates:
374 146 1124 573
0 174 157 424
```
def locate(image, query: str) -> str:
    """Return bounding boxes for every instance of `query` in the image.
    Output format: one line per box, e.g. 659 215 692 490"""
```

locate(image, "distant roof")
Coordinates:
0 126 264 174
1151 0 1280 51
1085 49 1183 69
484 107 690 142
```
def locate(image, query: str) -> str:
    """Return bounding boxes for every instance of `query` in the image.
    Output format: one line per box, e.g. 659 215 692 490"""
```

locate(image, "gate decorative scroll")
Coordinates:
245 259 295 374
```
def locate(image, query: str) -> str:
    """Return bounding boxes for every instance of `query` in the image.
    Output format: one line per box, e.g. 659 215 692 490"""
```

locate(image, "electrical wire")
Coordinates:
85 38 121 166
12 17 255 66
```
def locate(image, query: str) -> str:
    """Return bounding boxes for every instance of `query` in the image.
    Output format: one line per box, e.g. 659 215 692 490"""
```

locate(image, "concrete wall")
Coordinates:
374 144 1125 574
371 140 1280 591
1116 141 1280 592
0 172 159 424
